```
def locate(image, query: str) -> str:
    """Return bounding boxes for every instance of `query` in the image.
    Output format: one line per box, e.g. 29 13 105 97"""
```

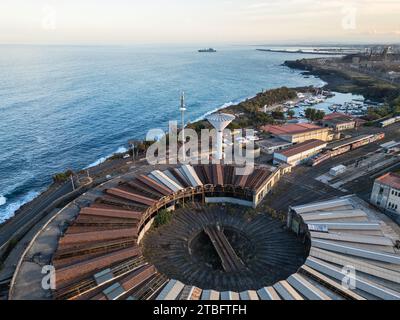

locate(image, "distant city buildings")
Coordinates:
370 172 400 216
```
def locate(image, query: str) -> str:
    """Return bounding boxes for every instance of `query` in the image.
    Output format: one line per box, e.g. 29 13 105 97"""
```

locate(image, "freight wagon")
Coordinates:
310 133 385 166
379 116 400 128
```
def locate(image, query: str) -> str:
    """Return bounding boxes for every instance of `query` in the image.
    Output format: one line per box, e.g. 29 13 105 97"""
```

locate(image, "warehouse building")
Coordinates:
286 195 400 301
370 172 400 218
321 113 356 132
257 138 293 154
261 123 332 144
273 139 327 167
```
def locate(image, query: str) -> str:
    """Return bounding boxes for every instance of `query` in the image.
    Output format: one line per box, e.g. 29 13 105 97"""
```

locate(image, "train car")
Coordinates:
311 152 332 167
369 132 385 143
379 117 400 128
330 145 351 157
351 138 370 150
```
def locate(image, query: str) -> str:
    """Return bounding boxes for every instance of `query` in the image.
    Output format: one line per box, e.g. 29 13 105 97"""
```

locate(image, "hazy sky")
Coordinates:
1 0 399 44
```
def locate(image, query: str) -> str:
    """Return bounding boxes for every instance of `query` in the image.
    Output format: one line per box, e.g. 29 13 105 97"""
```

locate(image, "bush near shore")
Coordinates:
187 87 299 133
52 170 74 183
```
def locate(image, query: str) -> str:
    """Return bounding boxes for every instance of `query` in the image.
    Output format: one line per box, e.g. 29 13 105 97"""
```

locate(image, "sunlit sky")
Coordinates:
1 0 399 44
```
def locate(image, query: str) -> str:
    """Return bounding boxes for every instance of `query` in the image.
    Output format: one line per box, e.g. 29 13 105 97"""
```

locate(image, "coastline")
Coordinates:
0 86 314 227
0 55 387 227
283 58 400 103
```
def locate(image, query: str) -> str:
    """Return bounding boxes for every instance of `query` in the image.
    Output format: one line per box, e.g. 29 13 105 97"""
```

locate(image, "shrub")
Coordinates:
154 209 173 228
53 170 74 183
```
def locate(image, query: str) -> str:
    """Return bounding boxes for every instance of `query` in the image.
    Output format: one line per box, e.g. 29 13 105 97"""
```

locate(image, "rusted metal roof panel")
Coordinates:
120 265 157 292
59 228 137 246
56 247 140 288
136 174 172 196
106 188 156 206
80 207 142 220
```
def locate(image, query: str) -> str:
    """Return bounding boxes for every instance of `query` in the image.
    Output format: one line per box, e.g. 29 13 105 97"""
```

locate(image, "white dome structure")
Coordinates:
206 113 236 160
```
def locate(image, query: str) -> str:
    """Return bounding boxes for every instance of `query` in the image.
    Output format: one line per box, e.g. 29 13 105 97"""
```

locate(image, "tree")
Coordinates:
304 108 325 122
287 110 295 119
304 108 315 121
315 110 325 121
271 111 285 120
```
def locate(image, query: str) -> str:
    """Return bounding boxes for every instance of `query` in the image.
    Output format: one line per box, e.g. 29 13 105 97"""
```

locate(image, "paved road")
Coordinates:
0 182 73 253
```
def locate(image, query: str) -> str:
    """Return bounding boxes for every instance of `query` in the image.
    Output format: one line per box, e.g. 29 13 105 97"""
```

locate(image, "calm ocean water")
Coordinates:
0 45 330 222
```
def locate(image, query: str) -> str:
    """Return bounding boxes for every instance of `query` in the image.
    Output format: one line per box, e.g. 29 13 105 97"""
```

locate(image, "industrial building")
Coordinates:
28 163 292 300
321 113 356 132
257 138 293 154
287 196 400 300
370 172 400 217
273 139 327 167
261 123 332 143
10 164 400 300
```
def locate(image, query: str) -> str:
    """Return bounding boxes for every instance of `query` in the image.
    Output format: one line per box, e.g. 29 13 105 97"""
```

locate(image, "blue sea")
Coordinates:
0 44 341 222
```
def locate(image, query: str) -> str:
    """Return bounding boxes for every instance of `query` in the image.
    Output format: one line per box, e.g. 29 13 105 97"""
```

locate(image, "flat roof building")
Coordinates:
261 123 331 144
273 139 327 167
257 138 293 154
370 172 400 222
321 113 356 132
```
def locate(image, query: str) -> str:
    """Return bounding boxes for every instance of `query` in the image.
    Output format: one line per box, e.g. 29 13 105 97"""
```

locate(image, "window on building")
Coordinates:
379 187 384 194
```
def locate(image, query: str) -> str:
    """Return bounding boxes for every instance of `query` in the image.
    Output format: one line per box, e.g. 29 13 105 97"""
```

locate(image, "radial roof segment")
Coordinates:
206 113 236 131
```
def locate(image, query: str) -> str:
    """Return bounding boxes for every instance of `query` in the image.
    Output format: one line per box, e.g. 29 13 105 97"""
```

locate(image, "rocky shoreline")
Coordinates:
284 58 400 104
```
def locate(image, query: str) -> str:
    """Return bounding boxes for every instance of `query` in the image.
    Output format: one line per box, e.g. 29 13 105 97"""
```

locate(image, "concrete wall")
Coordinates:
205 197 253 208
370 181 400 214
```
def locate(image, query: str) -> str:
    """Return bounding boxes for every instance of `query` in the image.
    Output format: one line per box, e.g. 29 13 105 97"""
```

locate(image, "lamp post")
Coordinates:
180 92 187 162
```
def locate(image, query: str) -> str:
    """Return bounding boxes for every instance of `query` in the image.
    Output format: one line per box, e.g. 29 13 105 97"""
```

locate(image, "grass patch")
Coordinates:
154 209 173 228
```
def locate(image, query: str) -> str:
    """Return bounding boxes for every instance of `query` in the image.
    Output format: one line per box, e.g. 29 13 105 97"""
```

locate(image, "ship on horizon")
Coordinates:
198 48 217 53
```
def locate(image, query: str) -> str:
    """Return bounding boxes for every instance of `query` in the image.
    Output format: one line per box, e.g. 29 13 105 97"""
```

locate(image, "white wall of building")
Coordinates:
371 181 400 215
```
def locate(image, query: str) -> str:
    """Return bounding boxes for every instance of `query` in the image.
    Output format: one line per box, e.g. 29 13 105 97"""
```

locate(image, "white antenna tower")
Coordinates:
180 92 187 162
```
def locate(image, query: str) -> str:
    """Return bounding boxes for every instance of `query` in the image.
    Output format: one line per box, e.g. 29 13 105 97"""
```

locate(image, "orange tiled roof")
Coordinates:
262 123 325 135
377 172 400 190
277 139 326 158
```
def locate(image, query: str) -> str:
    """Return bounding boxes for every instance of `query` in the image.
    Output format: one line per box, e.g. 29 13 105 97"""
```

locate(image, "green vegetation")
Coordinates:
187 87 298 133
154 209 173 228
305 108 325 122
236 87 297 114
53 170 74 183
244 208 258 220
364 105 393 121
287 109 295 119
363 101 400 122
271 110 285 120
